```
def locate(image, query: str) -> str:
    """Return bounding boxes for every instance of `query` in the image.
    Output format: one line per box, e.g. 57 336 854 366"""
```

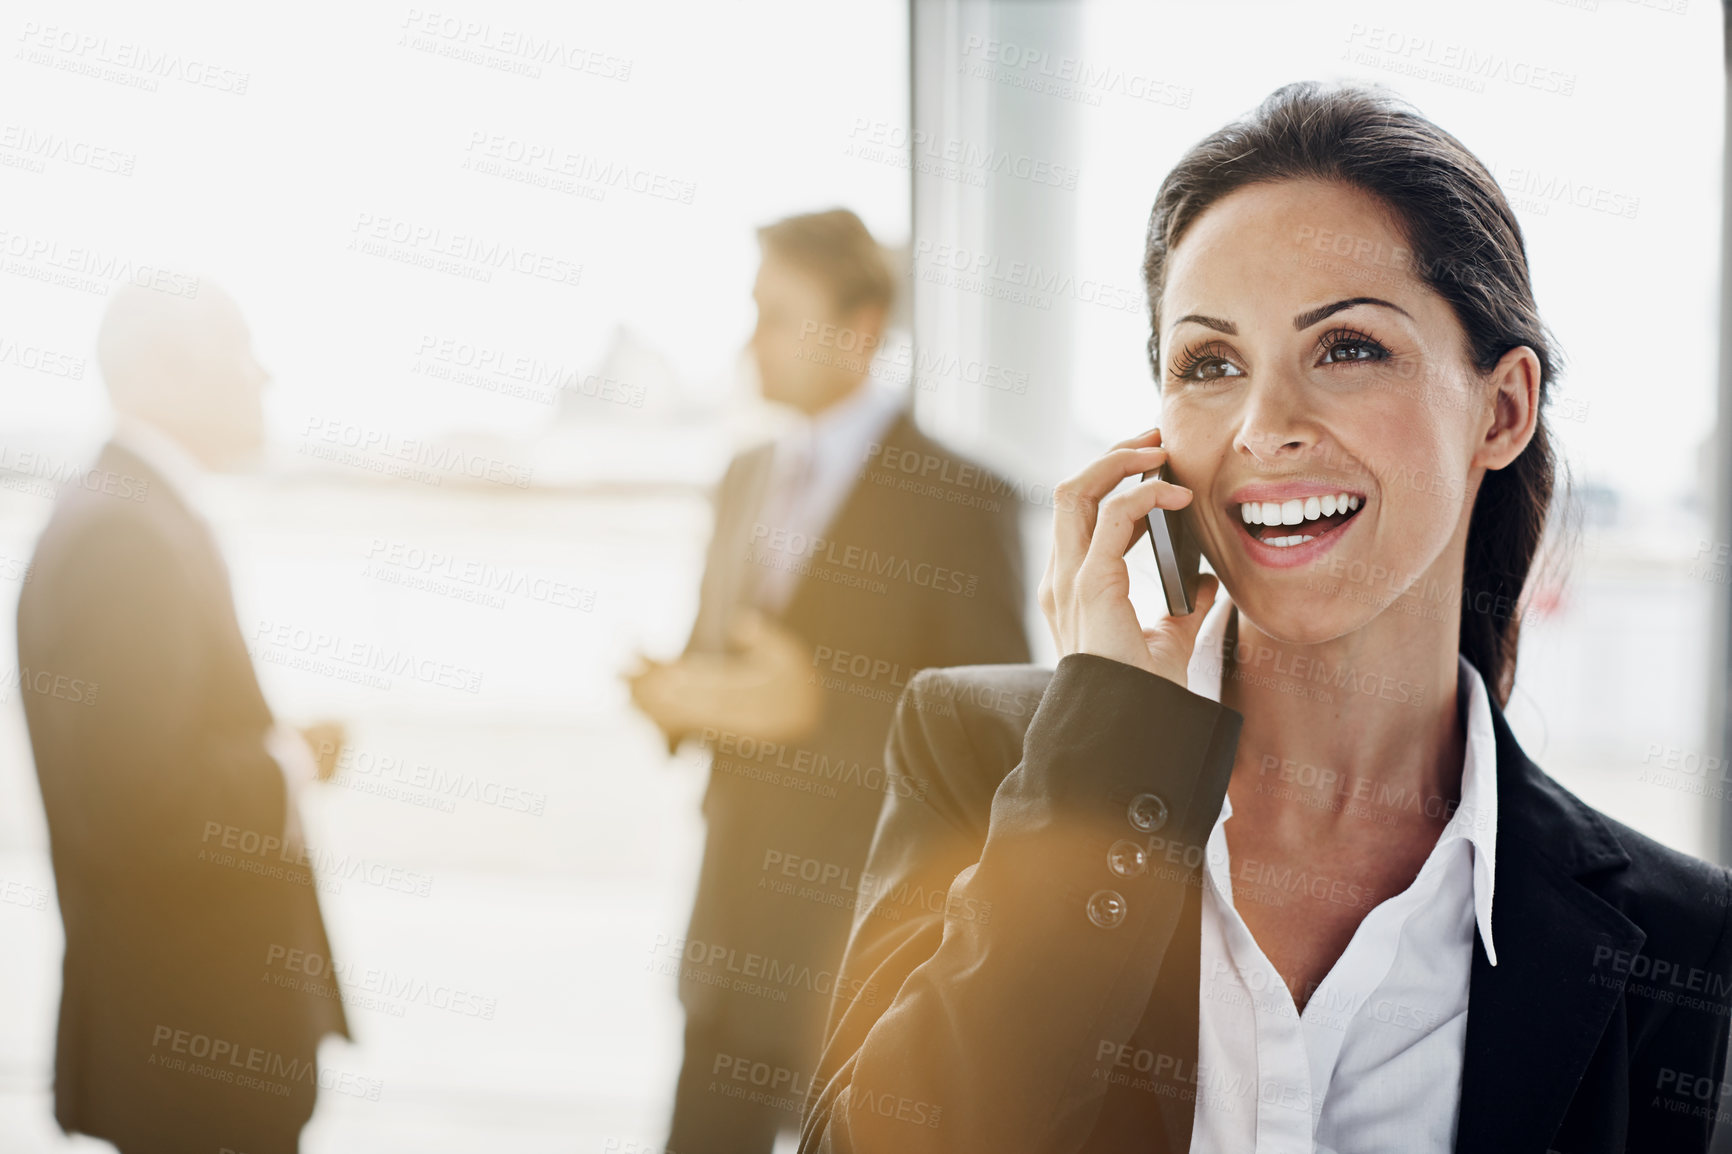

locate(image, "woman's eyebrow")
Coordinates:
1293 297 1411 330
1171 314 1236 335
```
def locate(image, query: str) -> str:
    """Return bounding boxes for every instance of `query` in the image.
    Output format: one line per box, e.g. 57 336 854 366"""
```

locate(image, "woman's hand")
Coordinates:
1037 427 1221 689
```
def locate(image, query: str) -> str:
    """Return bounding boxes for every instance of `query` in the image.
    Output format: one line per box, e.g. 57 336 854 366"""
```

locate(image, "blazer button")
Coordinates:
1107 839 1148 878
1127 792 1169 833
1086 889 1128 928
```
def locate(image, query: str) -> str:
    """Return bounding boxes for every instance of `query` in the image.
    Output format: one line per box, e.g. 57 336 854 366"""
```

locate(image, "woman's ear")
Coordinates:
1474 346 1542 471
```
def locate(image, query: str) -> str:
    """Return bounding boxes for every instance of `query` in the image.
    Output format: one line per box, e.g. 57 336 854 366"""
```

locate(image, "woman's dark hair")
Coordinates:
1143 81 1567 707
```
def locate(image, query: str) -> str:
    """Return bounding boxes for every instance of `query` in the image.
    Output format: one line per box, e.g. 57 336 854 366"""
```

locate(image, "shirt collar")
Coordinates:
1186 588 1500 965
783 380 904 464
109 416 209 516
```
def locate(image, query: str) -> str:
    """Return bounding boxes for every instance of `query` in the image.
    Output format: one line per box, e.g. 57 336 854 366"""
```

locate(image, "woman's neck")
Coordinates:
1218 601 1467 832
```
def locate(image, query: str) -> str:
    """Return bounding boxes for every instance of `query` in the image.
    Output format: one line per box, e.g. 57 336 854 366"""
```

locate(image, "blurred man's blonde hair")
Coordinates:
756 209 894 315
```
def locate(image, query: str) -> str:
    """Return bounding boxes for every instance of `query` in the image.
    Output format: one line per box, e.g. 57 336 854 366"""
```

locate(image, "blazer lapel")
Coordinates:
779 407 913 628
1455 695 1644 1152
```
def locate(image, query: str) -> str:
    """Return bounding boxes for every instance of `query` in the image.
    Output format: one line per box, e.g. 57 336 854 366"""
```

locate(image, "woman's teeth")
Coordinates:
1238 493 1362 548
1239 493 1360 526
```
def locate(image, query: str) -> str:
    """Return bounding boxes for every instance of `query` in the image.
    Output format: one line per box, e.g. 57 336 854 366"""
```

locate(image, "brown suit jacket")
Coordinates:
17 440 348 1149
668 409 1032 1057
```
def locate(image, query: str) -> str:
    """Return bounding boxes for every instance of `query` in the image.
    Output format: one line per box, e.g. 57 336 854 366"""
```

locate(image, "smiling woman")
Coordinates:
797 83 1732 1154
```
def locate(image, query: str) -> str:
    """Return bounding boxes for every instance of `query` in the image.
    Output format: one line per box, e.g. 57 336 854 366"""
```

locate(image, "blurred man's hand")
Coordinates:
299 721 347 782
626 612 821 746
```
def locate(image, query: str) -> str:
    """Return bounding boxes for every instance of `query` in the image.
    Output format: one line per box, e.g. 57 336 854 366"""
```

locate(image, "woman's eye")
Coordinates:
1178 357 1244 381
1320 337 1388 365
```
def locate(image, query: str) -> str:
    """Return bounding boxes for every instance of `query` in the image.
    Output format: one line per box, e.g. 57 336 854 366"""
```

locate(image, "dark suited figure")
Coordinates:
17 283 349 1154
629 209 1032 1152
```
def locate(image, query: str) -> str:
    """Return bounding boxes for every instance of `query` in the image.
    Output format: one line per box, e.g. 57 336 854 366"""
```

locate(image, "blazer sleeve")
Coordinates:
1625 864 1732 1152
799 653 1241 1153
650 455 747 754
681 452 747 662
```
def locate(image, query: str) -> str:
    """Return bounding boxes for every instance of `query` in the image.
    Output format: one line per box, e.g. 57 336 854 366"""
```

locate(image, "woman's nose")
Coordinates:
1232 377 1315 466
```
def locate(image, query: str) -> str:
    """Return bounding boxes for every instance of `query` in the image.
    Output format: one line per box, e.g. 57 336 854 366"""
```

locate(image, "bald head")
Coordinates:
97 282 267 470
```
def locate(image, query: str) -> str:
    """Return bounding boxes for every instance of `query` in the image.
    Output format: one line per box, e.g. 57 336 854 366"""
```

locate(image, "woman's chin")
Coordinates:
1226 585 1374 649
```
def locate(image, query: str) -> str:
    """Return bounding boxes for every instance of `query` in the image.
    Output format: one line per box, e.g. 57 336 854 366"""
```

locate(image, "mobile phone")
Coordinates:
1143 464 1201 616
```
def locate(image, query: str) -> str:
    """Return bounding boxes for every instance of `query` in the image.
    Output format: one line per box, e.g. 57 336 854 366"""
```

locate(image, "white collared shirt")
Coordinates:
751 381 904 613
1186 590 1500 1153
110 416 211 518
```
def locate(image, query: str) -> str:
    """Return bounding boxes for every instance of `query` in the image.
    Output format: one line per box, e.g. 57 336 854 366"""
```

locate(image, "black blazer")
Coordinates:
799 655 1732 1153
668 409 1031 1055
16 441 348 1148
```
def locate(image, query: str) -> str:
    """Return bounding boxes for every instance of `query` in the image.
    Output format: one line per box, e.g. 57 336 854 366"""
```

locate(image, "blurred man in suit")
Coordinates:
16 282 349 1154
630 209 1032 1152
